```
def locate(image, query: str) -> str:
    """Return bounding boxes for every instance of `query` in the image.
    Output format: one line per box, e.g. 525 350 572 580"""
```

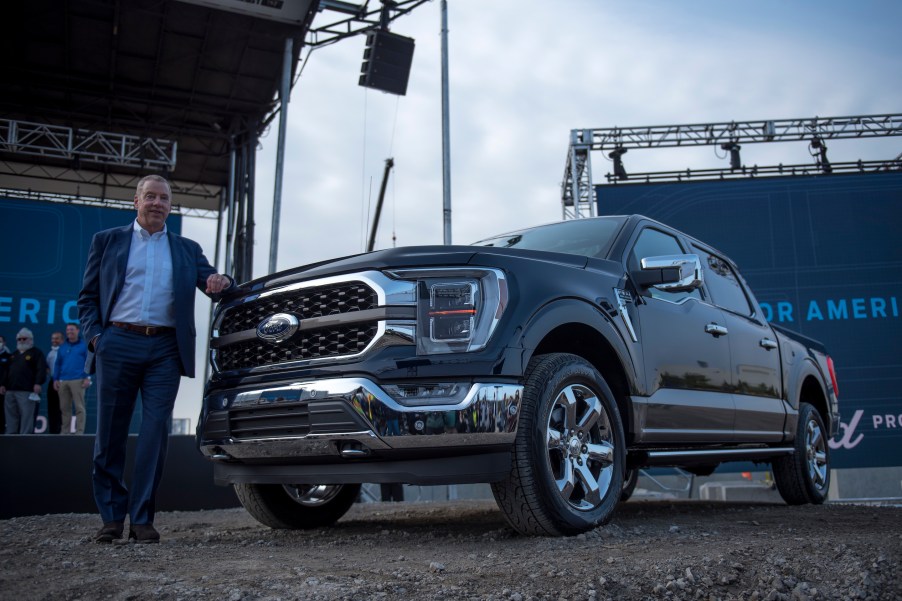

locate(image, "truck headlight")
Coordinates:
390 268 507 355
417 270 506 355
429 282 476 342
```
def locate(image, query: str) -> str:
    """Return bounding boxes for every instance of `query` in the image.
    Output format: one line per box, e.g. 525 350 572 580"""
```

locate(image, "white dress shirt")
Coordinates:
109 221 176 327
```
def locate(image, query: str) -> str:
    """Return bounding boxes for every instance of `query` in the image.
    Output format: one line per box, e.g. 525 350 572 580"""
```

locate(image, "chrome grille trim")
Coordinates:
211 271 417 375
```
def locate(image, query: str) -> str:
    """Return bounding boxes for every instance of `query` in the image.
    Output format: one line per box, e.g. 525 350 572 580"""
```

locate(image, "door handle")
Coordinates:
759 338 778 350
704 323 728 337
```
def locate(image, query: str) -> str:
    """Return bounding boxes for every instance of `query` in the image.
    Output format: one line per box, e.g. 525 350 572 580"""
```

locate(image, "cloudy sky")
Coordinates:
173 0 901 422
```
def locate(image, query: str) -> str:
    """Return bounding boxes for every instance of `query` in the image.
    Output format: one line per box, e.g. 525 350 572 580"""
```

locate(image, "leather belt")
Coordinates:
110 321 174 336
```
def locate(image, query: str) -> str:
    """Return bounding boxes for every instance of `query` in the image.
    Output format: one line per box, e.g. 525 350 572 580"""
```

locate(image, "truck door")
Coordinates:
691 244 785 441
627 226 735 443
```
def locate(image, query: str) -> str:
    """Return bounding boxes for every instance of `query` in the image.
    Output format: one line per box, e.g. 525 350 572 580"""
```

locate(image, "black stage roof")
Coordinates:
1 0 317 211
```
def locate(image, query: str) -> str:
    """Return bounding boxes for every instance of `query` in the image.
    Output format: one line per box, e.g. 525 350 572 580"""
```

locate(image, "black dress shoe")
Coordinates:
95 521 124 543
128 523 160 544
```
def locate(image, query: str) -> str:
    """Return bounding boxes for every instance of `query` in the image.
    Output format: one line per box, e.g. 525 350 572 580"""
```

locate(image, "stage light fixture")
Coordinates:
810 137 832 174
721 142 742 170
609 147 628 180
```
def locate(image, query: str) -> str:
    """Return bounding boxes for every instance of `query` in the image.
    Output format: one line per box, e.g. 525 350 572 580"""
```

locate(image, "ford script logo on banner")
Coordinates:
256 313 299 343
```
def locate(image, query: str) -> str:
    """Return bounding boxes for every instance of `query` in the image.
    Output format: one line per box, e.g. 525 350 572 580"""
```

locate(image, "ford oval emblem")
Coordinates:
256 313 299 343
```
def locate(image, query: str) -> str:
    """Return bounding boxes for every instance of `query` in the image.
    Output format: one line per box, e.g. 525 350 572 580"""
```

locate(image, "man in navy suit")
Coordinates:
78 174 234 543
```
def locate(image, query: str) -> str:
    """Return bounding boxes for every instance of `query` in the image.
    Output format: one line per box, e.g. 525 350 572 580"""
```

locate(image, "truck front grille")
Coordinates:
214 281 380 371
217 324 378 372
219 282 377 335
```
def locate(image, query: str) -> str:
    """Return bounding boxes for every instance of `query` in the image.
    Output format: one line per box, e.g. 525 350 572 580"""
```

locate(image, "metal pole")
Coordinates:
246 132 257 281
204 187 227 385
440 0 452 245
269 36 293 274
225 144 236 277
234 143 247 282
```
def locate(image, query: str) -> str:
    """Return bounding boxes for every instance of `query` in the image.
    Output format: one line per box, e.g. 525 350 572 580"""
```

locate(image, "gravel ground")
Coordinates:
0 499 899 601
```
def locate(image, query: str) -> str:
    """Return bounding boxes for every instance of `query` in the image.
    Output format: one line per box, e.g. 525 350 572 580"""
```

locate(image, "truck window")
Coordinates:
473 217 625 259
692 245 752 316
629 228 701 302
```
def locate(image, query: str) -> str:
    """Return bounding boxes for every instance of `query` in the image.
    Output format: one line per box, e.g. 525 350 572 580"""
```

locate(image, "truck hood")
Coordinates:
234 245 599 293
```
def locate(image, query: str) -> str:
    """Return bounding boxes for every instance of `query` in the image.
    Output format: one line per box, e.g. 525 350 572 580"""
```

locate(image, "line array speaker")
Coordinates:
359 30 415 96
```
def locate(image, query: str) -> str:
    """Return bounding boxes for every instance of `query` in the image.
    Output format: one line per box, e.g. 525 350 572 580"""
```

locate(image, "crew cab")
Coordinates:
198 215 840 536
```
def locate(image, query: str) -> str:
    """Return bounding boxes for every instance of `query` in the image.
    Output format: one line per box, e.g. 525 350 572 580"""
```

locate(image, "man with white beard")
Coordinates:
1 328 47 434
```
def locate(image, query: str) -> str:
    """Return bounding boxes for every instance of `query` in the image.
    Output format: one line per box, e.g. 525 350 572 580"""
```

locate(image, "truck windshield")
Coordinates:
473 216 626 259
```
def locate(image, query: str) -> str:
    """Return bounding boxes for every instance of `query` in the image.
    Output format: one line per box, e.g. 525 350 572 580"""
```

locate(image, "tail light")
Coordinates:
827 355 839 398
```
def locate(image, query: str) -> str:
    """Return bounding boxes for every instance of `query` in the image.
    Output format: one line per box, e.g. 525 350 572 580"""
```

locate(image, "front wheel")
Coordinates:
772 403 830 505
233 483 361 529
492 353 625 536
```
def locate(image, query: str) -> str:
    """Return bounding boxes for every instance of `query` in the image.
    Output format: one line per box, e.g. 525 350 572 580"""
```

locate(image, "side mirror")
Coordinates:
631 254 703 293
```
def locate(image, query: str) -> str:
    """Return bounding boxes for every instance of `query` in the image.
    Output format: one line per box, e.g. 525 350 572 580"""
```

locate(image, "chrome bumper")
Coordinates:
200 378 523 461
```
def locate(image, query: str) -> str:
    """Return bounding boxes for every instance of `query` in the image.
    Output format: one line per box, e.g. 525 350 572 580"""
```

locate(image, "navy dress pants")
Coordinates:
92 326 181 525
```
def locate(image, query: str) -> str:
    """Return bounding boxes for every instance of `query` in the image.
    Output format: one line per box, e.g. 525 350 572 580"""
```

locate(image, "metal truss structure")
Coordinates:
1 119 176 171
603 159 902 185
0 160 221 218
561 113 902 219
308 0 430 47
562 130 595 220
0 187 218 220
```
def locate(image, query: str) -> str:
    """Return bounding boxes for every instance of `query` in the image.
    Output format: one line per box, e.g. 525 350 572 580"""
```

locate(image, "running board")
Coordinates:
634 447 794 467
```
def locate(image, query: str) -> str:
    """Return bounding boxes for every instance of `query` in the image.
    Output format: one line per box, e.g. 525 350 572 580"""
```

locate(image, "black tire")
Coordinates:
772 403 830 505
233 483 361 529
620 468 639 502
491 353 625 536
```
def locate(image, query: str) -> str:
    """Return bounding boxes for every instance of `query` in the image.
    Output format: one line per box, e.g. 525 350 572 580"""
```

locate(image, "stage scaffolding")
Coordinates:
561 113 902 220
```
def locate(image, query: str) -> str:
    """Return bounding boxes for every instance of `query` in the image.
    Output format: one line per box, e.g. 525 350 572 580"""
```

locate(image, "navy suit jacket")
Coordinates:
77 223 225 378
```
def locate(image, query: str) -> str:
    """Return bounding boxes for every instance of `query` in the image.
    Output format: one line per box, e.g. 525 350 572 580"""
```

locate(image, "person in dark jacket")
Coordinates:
53 323 91 434
1 328 47 434
0 335 11 434
78 174 235 544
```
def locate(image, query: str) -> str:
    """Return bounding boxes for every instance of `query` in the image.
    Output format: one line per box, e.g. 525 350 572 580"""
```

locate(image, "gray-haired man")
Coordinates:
1 328 47 434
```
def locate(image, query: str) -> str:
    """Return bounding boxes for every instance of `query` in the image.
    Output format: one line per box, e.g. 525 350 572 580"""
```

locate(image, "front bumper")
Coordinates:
198 378 523 463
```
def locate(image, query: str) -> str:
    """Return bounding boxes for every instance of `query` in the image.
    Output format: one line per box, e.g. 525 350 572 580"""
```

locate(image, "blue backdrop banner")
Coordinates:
596 171 902 469
0 197 182 434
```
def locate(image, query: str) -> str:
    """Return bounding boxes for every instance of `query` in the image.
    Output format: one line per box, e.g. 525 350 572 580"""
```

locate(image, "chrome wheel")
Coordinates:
773 402 829 506
805 419 828 493
283 484 343 506
545 384 616 511
492 353 624 535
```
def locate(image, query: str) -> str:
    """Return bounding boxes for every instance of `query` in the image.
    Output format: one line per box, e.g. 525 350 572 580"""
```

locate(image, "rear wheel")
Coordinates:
773 403 830 505
492 353 625 536
233 483 361 529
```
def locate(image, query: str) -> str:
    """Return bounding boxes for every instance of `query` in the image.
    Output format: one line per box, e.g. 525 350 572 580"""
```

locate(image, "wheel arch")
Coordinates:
519 299 638 441
799 372 831 433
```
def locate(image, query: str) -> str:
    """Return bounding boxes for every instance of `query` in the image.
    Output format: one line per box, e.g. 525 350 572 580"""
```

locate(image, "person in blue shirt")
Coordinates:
53 323 91 434
78 174 235 544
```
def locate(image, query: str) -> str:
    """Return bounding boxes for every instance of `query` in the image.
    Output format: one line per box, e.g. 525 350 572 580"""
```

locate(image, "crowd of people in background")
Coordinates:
0 325 91 435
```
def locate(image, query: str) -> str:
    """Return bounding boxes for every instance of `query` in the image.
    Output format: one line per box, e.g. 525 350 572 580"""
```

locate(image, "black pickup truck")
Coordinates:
198 215 840 536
